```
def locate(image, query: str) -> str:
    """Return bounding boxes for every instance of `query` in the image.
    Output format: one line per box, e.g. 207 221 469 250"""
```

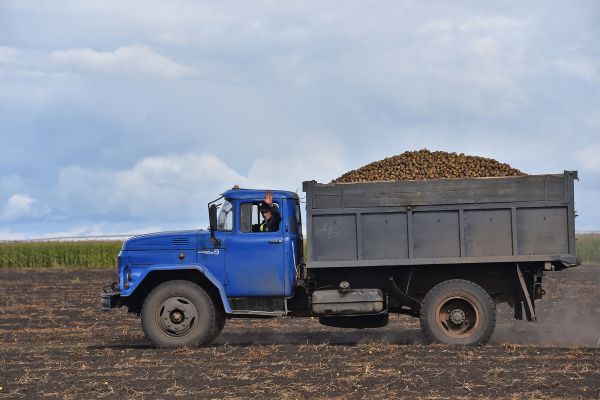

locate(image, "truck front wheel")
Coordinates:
420 279 496 346
141 280 222 348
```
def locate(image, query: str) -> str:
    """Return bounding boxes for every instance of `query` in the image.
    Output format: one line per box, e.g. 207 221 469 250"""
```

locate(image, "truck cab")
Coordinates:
102 188 304 347
206 189 303 301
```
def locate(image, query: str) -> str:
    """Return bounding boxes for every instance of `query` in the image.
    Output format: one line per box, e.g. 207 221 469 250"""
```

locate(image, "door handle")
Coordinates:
269 239 283 244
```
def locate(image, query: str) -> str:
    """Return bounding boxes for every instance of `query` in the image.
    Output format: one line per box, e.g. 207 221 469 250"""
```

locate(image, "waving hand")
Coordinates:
263 190 273 206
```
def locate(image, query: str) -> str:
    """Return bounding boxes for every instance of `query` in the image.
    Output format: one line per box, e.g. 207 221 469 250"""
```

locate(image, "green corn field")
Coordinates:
0 241 123 268
1 234 599 268
575 233 600 265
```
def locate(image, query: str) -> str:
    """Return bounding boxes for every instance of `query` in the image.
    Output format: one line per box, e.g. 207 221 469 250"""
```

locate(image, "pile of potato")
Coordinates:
333 149 525 183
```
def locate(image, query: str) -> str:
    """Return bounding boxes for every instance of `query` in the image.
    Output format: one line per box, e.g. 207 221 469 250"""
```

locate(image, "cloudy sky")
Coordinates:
1 0 599 239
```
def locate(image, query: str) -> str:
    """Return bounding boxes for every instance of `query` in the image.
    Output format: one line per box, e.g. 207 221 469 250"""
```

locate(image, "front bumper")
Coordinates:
101 291 122 311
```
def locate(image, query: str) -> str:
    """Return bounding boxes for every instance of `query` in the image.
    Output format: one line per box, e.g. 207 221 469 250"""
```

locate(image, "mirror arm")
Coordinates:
210 233 221 248
208 203 221 248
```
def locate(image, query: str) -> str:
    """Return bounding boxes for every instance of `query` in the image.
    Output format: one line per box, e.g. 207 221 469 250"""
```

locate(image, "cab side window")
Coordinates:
239 201 280 233
217 200 234 231
240 203 255 233
295 201 302 235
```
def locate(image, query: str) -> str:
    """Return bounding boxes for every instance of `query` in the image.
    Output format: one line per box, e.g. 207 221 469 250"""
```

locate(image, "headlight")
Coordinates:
124 267 132 289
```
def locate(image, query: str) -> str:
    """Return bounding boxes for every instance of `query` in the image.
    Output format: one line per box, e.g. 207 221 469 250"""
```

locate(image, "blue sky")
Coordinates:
1 1 599 239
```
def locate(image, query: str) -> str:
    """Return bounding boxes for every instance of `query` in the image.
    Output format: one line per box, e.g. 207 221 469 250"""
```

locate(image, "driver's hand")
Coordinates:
264 190 273 206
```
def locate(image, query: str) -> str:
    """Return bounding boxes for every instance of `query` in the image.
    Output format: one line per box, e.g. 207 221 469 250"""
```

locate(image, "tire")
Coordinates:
206 308 226 344
420 279 496 346
141 280 221 348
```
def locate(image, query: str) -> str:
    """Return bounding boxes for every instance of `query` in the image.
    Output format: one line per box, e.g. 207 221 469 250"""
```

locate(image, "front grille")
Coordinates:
171 237 190 246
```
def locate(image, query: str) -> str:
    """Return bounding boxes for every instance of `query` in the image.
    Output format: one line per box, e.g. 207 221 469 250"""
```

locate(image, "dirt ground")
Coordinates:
0 265 599 399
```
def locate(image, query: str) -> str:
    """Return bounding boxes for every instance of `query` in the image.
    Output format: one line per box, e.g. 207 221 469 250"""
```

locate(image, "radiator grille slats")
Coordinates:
171 238 189 246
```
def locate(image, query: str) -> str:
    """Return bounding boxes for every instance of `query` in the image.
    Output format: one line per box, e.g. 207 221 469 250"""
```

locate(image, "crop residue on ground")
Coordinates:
0 266 598 399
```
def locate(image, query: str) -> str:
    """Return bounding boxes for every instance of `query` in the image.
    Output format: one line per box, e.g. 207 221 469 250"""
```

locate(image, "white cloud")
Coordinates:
154 31 188 45
420 16 529 35
0 194 50 222
418 20 454 34
0 175 28 196
0 47 19 64
459 16 529 32
58 153 241 220
468 37 499 58
247 136 346 189
555 58 600 83
574 186 600 231
575 146 600 172
50 45 195 79
56 144 345 224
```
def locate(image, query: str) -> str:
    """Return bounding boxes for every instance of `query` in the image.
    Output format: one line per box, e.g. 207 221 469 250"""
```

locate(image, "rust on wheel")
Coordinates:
435 296 480 339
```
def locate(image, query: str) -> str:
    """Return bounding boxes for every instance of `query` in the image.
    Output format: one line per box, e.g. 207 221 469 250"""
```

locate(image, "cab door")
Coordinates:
224 200 286 297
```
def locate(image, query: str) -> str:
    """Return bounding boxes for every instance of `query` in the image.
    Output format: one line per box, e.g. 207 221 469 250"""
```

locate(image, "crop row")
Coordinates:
0 241 122 268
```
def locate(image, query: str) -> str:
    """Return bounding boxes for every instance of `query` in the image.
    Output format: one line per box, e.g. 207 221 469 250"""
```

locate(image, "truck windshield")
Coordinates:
217 199 233 231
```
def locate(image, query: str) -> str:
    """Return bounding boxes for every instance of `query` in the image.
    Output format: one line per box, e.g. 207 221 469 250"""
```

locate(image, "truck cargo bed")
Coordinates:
303 171 578 269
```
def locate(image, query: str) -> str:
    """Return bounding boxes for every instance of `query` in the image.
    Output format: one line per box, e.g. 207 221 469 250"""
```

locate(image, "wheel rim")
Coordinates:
435 296 480 339
157 296 198 337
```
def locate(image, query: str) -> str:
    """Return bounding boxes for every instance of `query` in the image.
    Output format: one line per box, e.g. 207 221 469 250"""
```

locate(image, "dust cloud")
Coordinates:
216 265 600 349
491 264 600 348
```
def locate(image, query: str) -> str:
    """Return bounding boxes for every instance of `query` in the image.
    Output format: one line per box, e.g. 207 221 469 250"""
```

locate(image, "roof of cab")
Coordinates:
221 188 299 200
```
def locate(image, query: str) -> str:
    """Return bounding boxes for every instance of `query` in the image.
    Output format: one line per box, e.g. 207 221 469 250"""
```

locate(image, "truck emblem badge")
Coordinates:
198 249 220 256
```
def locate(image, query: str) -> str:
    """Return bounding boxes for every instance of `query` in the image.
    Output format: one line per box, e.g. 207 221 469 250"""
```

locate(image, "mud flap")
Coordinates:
514 300 523 320
516 264 536 322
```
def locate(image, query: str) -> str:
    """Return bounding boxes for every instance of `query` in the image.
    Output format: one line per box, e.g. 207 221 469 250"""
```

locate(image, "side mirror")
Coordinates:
208 204 221 247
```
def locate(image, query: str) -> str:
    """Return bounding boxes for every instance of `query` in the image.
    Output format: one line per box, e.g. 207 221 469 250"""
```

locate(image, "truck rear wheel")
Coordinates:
420 279 495 346
141 280 221 348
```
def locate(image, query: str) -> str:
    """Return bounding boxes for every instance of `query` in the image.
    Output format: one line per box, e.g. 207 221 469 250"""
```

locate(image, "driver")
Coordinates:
256 191 281 232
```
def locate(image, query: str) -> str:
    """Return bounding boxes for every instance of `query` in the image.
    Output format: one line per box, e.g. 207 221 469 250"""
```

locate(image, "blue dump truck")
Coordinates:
102 171 579 347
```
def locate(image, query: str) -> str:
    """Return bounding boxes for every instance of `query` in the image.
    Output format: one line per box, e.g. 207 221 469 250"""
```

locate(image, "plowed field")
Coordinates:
1 266 599 399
